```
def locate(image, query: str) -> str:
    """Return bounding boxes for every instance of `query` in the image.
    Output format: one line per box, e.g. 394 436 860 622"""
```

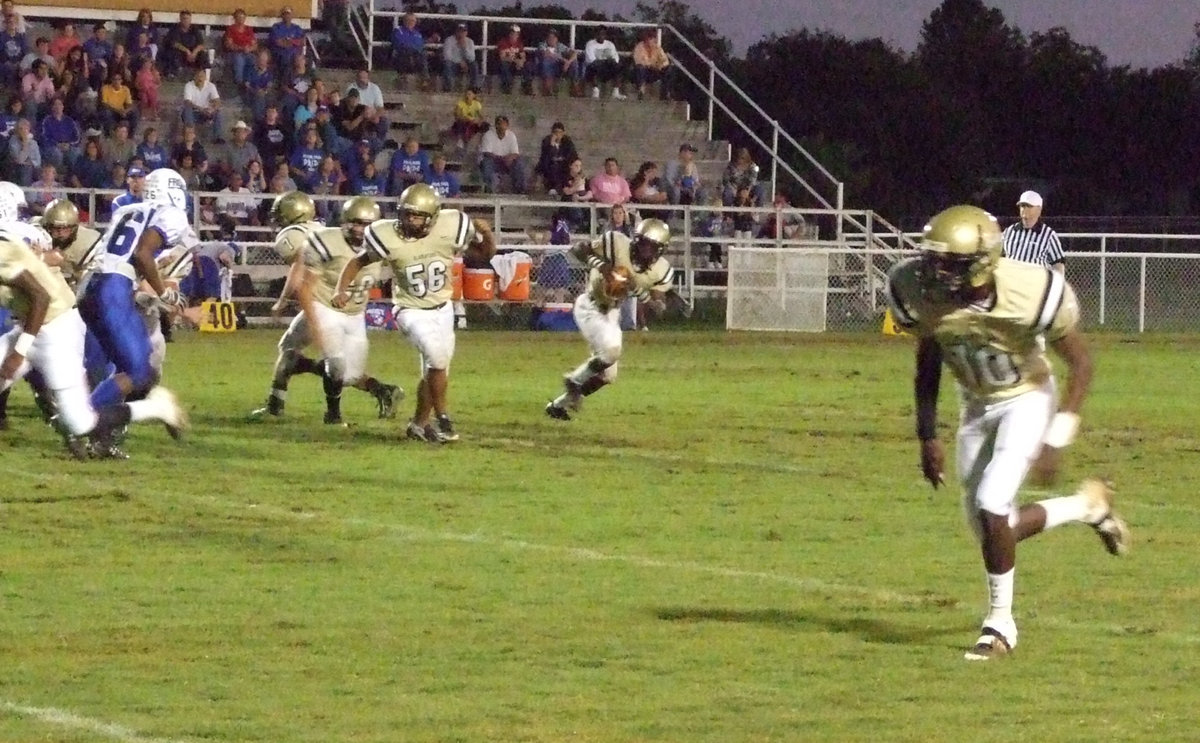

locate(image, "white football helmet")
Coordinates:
0 188 20 224
0 181 28 211
145 168 189 210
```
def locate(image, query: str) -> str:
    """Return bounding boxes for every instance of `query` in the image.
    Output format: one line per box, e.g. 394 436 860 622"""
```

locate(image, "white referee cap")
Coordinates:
1017 190 1043 207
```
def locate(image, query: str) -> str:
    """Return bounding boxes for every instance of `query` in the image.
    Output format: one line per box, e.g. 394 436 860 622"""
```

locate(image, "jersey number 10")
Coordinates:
946 344 1021 388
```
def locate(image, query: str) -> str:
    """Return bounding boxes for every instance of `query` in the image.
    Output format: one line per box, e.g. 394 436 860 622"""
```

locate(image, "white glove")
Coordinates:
158 287 184 307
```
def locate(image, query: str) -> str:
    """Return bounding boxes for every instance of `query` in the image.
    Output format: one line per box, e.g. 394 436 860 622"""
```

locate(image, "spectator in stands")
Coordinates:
6 118 39 186
273 161 297 191
107 42 132 85
425 153 460 198
496 24 532 95
390 12 428 83
21 59 55 121
536 29 582 97
346 68 389 141
28 164 65 215
341 136 372 181
111 165 146 210
584 26 625 99
312 103 347 158
134 56 162 119
388 136 429 195
37 98 81 173
606 201 633 236
535 121 578 195
128 29 157 75
126 9 159 65
589 156 631 205
280 54 315 118
19 36 51 76
757 192 805 241
292 86 320 129
449 86 487 152
244 49 275 122
269 6 306 83
183 67 225 144
311 154 344 220
171 124 208 170
663 143 704 205
136 127 168 170
98 70 137 134
218 120 261 181
632 28 673 101
162 11 207 79
223 9 258 90
560 157 593 229
333 88 370 146
441 23 480 92
1 0 26 34
0 93 21 143
629 161 670 220
49 21 82 65
726 185 758 262
254 103 290 173
217 170 260 226
351 159 386 198
289 125 324 190
720 146 765 206
105 121 135 170
244 158 268 193
0 13 25 88
82 23 112 90
479 115 527 194
71 136 108 189
101 162 126 217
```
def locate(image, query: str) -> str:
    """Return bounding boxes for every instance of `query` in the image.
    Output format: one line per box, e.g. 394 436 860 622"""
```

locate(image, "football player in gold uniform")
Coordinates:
886 205 1129 661
334 183 495 443
545 218 675 420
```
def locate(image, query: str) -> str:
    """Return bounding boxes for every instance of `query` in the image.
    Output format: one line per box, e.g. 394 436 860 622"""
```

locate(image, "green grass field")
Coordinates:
2 329 1198 743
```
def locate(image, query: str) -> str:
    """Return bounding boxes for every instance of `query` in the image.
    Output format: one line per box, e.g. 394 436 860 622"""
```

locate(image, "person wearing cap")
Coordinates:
182 67 225 144
1003 190 1065 275
270 6 306 82
441 23 480 92
496 25 532 95
584 26 626 100
110 165 146 210
217 121 261 183
390 12 429 83
663 143 705 205
536 29 582 97
535 121 578 194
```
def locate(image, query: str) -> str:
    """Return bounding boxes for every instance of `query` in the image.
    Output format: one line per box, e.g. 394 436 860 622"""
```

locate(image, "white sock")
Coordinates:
127 399 158 423
567 359 594 386
551 392 569 407
1039 494 1089 530
984 568 1015 631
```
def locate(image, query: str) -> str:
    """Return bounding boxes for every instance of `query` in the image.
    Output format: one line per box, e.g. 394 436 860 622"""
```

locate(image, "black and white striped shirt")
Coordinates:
1002 221 1064 267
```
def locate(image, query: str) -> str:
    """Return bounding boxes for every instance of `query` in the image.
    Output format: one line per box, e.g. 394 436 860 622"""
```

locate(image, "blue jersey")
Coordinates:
111 192 143 212
95 202 195 281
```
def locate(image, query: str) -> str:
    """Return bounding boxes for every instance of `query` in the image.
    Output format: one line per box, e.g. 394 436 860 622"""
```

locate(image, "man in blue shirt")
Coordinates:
82 23 112 89
111 166 146 210
269 7 306 83
425 153 460 198
0 14 26 87
387 136 429 196
390 12 428 78
37 98 81 173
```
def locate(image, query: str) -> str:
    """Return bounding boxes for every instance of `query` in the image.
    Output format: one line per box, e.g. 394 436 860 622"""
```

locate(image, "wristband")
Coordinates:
13 332 35 356
1043 412 1080 448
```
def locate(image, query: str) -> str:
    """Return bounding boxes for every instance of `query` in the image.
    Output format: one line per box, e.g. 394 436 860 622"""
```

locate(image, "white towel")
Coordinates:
491 251 532 292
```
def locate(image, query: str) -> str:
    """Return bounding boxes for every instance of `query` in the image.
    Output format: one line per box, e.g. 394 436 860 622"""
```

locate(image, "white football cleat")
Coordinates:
147 386 188 440
1080 477 1130 556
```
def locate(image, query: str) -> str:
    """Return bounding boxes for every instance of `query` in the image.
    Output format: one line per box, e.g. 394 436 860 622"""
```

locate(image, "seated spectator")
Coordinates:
589 157 631 206
217 170 260 225
425 153 460 198
289 126 324 190
560 157 593 229
1 0 25 34
127 29 156 75
244 49 276 123
104 121 136 170
0 94 22 144
449 87 487 151
311 154 344 219
134 57 162 119
136 127 169 171
757 193 806 240
255 103 291 173
311 103 348 158
19 36 51 77
111 165 146 210
273 161 298 192
584 26 625 99
125 9 159 66
496 24 532 95
536 29 582 96
388 136 429 195
244 158 268 193
390 12 428 81
663 143 705 205
441 23 480 92
479 115 527 194
223 9 258 89
48 21 82 65
535 121 578 194
171 124 208 171
341 137 374 184
37 98 81 173
81 23 111 88
351 159 386 197
183 67 225 143
162 11 207 79
107 43 133 86
21 59 56 121
333 88 370 145
97 70 137 135
7 118 40 186
346 68 389 141
217 121 262 181
629 161 670 220
71 137 109 189
28 164 65 215
269 6 306 83
293 87 321 130
0 14 26 88
721 146 765 206
632 28 673 101
280 54 315 118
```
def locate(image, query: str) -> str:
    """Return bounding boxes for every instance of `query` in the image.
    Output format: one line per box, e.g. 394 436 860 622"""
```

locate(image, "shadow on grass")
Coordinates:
654 606 961 646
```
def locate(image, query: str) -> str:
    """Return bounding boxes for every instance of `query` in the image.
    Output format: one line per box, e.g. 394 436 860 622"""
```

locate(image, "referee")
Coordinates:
1002 190 1064 274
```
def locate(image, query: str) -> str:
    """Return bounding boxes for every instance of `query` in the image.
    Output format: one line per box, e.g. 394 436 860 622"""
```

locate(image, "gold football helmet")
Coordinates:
631 217 671 269
397 183 441 240
270 191 317 227
42 198 81 249
340 195 382 246
919 205 1003 296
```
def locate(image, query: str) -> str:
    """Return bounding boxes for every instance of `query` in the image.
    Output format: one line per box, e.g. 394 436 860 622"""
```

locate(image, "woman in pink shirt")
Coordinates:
589 157 631 205
49 21 83 63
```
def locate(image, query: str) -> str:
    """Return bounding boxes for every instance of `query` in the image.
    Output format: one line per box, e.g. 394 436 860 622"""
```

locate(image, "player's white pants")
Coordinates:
278 303 368 383
0 309 98 435
573 293 622 382
138 298 167 375
396 301 455 376
956 380 1056 540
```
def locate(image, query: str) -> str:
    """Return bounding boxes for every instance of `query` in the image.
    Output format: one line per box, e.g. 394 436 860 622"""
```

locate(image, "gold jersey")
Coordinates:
886 256 1080 403
363 209 475 310
0 230 78 325
584 231 674 311
305 226 382 316
275 221 323 264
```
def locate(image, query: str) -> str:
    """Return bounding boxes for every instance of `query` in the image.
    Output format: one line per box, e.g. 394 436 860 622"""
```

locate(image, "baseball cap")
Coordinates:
510 24 520 33
1017 190 1043 207
232 120 250 131
127 167 146 177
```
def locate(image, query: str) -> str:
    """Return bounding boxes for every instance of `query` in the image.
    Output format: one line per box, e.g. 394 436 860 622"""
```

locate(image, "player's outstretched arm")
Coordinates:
915 336 945 489
0 272 49 380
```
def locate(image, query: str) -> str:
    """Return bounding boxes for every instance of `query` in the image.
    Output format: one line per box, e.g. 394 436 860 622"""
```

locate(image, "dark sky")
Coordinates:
553 0 1197 68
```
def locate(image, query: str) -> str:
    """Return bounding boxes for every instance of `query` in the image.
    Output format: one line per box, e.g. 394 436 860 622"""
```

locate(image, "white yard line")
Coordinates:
0 701 191 743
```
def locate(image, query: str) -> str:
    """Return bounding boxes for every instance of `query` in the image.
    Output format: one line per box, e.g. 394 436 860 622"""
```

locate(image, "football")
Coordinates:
605 265 633 298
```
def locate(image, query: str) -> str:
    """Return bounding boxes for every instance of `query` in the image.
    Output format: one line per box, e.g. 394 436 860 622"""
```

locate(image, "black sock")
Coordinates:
0 387 9 417
322 369 343 419
294 355 321 376
361 376 385 396
580 377 607 396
